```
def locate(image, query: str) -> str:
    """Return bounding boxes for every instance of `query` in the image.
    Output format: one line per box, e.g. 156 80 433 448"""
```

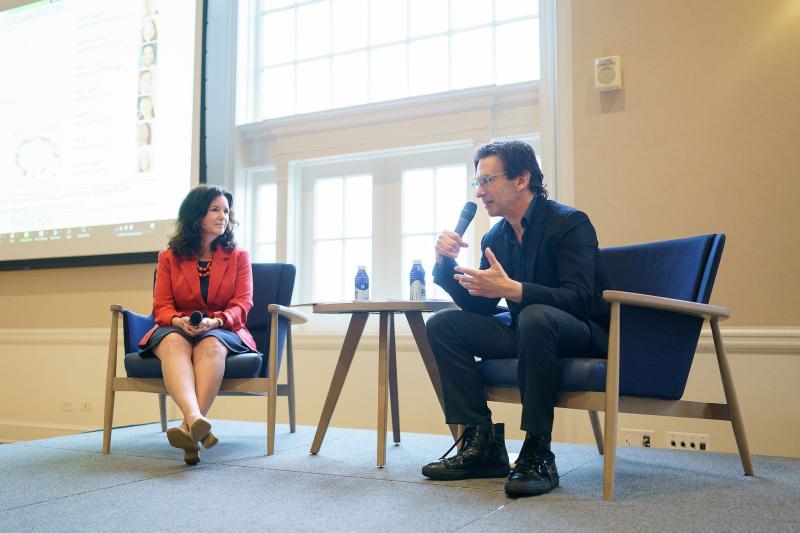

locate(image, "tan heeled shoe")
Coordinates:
166 426 200 465
200 431 219 449
188 416 212 443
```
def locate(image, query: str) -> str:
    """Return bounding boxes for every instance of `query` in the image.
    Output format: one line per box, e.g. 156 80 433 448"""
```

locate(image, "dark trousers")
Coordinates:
426 305 595 436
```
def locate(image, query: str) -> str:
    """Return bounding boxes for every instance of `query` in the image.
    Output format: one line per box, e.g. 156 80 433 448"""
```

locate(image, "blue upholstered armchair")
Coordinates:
478 234 753 500
102 263 307 456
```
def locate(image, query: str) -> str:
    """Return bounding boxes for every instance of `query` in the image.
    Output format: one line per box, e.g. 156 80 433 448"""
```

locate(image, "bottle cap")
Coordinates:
413 259 422 264
358 265 366 270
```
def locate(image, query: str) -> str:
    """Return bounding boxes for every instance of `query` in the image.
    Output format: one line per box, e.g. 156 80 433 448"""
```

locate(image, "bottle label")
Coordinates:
410 280 426 301
355 288 369 301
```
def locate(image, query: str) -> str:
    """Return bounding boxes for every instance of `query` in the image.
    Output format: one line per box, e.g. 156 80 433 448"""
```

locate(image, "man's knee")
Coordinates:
425 309 461 338
517 305 559 338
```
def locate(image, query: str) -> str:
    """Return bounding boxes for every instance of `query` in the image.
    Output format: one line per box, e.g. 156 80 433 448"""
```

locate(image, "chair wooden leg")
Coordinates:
603 302 621 501
286 330 297 434
158 393 168 432
388 314 401 444
589 411 604 455
103 308 120 455
711 318 754 476
266 312 280 456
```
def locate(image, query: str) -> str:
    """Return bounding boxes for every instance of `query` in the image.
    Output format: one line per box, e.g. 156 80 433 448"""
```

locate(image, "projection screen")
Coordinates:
0 0 205 269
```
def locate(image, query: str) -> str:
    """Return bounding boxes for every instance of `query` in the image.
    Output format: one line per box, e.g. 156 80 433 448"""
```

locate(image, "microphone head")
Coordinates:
461 201 477 220
189 311 203 326
454 201 478 236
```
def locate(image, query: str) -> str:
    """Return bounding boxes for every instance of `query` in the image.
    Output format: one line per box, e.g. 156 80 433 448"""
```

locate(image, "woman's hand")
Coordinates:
171 316 198 337
195 317 222 334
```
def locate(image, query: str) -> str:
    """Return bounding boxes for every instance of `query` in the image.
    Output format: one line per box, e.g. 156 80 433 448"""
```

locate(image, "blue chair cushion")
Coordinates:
124 351 263 379
479 357 607 393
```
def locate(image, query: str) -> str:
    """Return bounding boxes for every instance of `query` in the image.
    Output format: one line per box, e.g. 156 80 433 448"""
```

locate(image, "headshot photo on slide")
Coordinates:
138 122 152 146
138 95 155 120
141 18 157 43
141 43 157 68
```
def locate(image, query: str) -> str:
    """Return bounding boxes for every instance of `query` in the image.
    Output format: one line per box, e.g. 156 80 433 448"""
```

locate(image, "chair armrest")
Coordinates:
603 290 730 320
110 304 126 313
268 304 309 325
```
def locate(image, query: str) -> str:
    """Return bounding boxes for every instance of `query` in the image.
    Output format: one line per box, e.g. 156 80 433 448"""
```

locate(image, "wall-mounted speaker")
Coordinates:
594 55 622 92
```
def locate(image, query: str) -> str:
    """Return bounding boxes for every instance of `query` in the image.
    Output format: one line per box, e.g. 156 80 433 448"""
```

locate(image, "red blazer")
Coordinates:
138 246 257 352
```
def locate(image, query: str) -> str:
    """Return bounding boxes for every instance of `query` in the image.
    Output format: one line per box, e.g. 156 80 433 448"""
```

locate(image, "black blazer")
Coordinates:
433 198 610 355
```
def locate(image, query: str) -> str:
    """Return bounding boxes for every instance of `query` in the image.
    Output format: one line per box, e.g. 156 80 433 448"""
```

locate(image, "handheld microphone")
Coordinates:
454 201 477 236
189 311 203 326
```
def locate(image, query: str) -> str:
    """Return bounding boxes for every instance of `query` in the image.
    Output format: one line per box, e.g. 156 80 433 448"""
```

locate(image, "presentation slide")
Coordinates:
0 0 202 265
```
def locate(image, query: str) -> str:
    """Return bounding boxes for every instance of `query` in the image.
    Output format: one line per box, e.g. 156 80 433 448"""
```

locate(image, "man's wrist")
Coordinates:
506 280 524 303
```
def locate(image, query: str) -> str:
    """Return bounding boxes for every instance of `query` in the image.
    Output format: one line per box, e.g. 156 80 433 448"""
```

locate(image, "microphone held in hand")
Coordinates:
189 311 203 326
454 201 477 236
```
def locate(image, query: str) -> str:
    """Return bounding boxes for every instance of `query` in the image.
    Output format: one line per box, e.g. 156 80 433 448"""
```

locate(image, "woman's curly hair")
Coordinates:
168 185 237 258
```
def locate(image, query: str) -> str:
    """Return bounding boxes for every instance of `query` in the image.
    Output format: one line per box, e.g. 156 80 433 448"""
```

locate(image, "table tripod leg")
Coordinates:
405 311 459 440
377 312 389 467
311 312 368 455
388 313 401 444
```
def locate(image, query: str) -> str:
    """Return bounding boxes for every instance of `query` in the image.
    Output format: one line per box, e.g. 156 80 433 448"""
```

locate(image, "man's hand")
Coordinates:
435 230 468 264
453 247 523 301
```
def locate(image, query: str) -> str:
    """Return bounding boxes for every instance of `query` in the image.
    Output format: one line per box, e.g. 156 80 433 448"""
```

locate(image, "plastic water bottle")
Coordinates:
409 260 426 301
354 265 370 301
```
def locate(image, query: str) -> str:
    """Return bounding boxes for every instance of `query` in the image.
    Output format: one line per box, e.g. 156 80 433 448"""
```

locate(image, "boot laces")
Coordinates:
439 425 482 460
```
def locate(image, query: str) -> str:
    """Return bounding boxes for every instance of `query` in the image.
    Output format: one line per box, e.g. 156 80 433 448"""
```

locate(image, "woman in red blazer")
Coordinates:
138 185 255 464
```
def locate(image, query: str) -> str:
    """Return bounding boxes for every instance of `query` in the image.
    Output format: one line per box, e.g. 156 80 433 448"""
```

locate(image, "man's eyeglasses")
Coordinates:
471 172 506 189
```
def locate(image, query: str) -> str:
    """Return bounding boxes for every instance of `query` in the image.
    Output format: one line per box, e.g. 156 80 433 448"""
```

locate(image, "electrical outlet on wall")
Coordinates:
667 431 710 451
60 400 73 412
620 428 654 447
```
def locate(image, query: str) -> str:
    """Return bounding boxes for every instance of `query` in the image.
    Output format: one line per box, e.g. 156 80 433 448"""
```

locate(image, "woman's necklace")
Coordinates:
197 258 212 277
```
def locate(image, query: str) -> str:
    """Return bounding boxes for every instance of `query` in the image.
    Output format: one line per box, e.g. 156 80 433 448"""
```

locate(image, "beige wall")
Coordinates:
570 0 800 325
1 0 799 458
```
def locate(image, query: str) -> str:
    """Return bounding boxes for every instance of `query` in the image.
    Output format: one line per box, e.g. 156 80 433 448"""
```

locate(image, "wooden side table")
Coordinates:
309 300 456 467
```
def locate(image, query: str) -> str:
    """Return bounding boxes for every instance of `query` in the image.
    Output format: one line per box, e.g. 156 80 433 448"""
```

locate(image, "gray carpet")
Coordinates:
2 421 798 532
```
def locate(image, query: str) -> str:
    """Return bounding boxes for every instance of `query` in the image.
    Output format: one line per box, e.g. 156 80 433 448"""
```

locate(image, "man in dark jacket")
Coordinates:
422 139 609 496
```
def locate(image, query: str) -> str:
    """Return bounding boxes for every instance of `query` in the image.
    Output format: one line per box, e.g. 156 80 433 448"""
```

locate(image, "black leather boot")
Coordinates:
422 423 510 480
504 433 559 496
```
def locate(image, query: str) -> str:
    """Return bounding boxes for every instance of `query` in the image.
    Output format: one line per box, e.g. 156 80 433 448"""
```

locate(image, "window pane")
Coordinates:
402 168 434 234
409 0 447 38
264 0 295 9
314 239 343 301
496 19 539 84
314 178 343 238
344 174 372 237
401 234 434 299
344 238 372 299
297 59 331 113
261 64 295 119
434 165 467 231
408 36 449 97
370 44 407 102
451 28 492 90
495 0 538 21
450 0 492 30
256 243 276 263
297 1 330 59
261 10 295 66
369 0 406 46
257 182 277 242
332 0 368 52
332 51 368 108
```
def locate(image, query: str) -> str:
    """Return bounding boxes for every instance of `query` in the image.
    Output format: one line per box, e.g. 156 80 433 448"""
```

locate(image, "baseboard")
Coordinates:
0 420 98 444
2 326 798 354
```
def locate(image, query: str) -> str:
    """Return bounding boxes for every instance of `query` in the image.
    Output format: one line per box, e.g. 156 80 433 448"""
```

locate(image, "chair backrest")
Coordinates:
599 234 725 399
248 263 296 376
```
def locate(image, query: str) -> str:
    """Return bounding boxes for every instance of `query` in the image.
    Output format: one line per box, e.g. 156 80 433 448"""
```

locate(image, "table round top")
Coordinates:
312 300 457 314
